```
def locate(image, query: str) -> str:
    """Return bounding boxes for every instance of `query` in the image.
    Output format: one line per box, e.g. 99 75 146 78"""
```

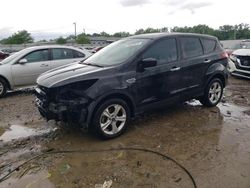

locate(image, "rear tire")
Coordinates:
0 78 7 98
199 78 223 107
91 98 130 139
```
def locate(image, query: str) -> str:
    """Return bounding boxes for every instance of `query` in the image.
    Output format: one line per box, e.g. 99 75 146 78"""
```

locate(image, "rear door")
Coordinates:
179 36 207 98
50 48 86 69
11 49 50 87
135 37 183 107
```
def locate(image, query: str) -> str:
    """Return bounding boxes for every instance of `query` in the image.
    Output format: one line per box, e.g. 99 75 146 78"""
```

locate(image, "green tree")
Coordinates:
100 31 110 37
1 30 33 44
135 29 145 35
56 37 67 44
66 35 75 40
113 32 130 37
76 33 90 44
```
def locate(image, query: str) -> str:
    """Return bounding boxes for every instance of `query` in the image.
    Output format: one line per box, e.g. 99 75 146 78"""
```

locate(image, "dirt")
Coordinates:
0 76 250 188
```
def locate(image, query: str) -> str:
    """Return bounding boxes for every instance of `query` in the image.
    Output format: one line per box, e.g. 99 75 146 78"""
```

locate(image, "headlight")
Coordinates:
230 54 237 62
56 79 98 101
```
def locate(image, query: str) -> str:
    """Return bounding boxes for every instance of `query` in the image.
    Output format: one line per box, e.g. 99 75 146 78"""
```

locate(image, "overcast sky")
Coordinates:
0 0 249 40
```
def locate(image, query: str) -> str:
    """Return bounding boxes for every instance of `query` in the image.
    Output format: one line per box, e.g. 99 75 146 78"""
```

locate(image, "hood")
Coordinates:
233 49 250 56
37 62 110 88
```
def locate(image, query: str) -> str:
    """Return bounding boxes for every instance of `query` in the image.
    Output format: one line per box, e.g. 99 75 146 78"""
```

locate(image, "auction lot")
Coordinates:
0 76 249 188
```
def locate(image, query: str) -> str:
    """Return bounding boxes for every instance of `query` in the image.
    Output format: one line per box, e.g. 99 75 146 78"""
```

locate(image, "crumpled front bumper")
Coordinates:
35 87 89 123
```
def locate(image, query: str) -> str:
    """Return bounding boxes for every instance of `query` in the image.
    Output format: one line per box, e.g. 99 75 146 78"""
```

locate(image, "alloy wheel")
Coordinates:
0 82 4 95
100 104 127 135
208 81 222 104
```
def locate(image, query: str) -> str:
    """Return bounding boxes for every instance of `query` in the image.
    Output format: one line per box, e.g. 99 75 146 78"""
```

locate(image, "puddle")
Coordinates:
186 100 250 121
218 103 250 120
0 125 56 143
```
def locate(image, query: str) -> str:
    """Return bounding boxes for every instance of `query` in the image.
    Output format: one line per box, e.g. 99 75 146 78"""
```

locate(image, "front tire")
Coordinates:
199 78 223 107
0 78 7 98
91 98 131 139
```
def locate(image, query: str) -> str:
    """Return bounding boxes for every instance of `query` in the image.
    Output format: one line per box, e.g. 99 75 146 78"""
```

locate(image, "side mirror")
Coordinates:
138 58 157 72
18 58 28 65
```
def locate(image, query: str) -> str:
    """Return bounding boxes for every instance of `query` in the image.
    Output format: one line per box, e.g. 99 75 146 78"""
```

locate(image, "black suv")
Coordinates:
35 33 228 138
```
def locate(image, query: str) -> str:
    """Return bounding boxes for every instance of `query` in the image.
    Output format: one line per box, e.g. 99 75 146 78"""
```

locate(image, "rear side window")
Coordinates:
52 48 74 60
73 50 85 58
201 38 216 54
143 38 178 64
180 37 203 59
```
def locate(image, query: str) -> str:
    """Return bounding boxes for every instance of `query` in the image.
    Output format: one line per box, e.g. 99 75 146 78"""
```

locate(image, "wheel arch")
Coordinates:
206 72 227 88
205 63 228 88
0 75 11 90
86 91 136 126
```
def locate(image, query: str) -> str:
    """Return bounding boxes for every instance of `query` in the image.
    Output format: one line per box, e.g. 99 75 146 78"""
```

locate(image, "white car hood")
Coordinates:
233 49 250 56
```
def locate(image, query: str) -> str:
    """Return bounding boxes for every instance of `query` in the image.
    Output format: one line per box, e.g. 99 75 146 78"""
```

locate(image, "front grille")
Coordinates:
235 56 250 71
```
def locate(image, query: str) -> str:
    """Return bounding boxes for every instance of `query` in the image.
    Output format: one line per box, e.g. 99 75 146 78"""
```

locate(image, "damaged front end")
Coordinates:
35 80 97 125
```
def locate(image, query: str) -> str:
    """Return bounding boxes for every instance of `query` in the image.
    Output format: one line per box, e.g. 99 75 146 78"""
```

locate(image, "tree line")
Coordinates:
1 23 250 44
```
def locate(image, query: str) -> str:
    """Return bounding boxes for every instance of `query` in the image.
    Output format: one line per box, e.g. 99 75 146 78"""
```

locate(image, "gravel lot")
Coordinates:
0 76 249 188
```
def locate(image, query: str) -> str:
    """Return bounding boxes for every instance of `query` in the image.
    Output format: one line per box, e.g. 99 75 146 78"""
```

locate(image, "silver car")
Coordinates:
228 49 250 79
0 45 91 97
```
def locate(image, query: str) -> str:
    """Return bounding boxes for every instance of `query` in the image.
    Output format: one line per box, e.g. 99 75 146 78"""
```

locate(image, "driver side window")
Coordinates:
23 49 49 63
143 38 177 65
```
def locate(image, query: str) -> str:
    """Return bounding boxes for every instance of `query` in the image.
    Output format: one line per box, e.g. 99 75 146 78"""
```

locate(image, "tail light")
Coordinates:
220 51 228 59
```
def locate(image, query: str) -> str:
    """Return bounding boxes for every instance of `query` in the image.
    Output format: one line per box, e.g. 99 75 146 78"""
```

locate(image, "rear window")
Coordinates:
180 37 203 58
201 38 216 54
73 50 85 58
52 48 74 60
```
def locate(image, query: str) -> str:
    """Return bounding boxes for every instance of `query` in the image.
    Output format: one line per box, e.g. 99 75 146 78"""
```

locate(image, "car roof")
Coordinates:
128 32 217 40
24 45 83 51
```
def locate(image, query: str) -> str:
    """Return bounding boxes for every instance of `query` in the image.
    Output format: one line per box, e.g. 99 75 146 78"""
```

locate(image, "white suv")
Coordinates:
0 45 91 97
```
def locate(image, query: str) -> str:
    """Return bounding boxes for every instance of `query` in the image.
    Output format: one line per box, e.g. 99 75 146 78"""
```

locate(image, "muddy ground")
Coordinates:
0 76 249 188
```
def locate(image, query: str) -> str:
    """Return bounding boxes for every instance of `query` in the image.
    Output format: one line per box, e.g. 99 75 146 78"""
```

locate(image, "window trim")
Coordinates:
180 36 204 60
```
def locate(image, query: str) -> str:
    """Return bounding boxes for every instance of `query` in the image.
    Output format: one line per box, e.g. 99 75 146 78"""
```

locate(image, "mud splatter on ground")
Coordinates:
0 77 249 188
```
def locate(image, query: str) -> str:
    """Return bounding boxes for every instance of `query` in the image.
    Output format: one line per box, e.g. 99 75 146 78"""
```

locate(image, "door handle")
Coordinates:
170 67 181 72
204 59 211 63
40 64 49 67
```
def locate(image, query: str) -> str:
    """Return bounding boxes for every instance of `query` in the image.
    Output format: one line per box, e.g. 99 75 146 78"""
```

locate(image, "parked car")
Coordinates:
35 33 228 139
91 46 104 53
0 50 9 60
228 49 250 79
0 45 91 97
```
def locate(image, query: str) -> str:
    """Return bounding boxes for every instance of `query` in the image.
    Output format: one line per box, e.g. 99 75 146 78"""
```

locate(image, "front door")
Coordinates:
135 38 183 108
11 49 50 87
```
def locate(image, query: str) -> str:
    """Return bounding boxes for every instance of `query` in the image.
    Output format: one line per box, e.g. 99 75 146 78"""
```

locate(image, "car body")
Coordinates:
35 33 228 138
228 49 250 79
0 45 91 97
0 50 9 60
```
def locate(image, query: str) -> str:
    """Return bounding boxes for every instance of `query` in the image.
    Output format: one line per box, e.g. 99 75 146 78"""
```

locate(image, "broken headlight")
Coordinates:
56 79 98 102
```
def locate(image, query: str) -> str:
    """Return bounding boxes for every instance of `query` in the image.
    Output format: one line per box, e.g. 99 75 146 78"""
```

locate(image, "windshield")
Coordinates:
0 49 27 64
0 53 18 64
83 38 150 66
